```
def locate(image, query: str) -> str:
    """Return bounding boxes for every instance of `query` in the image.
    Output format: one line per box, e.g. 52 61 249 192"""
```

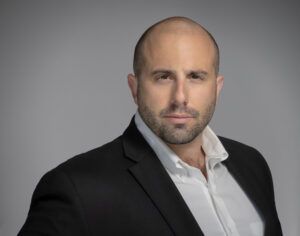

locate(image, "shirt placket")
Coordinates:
207 167 240 236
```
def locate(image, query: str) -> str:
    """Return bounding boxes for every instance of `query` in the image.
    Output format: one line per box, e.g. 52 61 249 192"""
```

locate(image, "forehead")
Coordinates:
142 30 215 72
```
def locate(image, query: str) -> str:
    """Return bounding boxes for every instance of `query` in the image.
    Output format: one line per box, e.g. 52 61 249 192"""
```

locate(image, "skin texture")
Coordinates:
128 17 224 176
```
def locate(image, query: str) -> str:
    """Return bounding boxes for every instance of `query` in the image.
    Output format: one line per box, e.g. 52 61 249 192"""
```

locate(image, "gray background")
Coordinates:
1 0 299 235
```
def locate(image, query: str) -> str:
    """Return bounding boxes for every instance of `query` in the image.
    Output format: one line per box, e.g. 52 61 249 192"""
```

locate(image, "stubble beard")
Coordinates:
138 101 216 145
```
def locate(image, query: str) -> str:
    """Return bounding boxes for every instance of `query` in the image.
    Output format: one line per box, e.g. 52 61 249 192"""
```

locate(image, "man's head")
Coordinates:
128 16 224 145
133 17 220 78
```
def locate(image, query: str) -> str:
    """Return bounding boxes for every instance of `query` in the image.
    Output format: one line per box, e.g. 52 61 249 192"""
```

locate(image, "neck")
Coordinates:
166 134 207 178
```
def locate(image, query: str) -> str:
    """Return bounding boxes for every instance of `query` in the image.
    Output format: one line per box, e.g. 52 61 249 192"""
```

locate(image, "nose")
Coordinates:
172 78 188 106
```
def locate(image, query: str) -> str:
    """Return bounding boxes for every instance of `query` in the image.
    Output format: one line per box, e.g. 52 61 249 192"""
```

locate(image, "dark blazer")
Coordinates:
18 119 282 236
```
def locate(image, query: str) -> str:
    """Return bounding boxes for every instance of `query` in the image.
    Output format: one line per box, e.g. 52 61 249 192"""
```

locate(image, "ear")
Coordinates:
127 73 138 105
216 75 224 100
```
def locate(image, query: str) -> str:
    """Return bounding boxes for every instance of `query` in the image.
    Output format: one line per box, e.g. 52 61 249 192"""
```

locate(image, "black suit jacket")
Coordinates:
18 119 282 235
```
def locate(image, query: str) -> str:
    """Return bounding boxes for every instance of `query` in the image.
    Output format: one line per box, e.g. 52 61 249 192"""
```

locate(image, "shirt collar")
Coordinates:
134 112 228 175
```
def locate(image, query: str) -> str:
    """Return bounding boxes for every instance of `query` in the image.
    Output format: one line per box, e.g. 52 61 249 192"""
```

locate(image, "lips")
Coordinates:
164 113 193 118
163 114 194 124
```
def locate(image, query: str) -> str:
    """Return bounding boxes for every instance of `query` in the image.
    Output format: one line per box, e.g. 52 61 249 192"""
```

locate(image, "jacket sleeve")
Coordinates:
18 168 90 236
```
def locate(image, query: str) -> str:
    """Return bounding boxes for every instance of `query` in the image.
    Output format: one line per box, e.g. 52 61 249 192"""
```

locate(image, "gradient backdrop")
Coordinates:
1 1 299 235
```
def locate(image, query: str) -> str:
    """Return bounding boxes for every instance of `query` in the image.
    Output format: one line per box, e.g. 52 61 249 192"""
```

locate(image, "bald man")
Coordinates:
19 17 282 236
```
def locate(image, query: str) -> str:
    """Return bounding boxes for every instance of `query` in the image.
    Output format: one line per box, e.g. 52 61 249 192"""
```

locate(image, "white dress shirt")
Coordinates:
135 112 264 236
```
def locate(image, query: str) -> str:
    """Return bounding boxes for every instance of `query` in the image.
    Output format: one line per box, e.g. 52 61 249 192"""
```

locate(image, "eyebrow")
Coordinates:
151 69 175 76
187 70 208 76
151 69 209 76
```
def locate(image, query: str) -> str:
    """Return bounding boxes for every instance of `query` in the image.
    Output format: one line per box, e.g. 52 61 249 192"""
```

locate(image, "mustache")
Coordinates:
159 104 199 118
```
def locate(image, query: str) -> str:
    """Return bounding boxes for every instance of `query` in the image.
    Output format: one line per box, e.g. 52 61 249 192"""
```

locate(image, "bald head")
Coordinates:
133 17 220 77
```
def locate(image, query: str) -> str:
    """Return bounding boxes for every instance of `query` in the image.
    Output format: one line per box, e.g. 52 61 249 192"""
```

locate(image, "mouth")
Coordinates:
163 114 194 124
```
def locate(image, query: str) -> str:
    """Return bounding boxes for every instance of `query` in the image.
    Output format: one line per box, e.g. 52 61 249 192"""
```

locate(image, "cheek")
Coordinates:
190 85 217 106
138 84 170 111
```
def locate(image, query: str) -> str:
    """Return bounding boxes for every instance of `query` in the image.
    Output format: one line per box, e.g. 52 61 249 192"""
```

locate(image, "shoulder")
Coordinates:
32 135 134 200
218 136 272 176
42 135 133 184
218 136 266 165
61 135 130 168
20 137 128 235
218 136 260 154
219 136 273 187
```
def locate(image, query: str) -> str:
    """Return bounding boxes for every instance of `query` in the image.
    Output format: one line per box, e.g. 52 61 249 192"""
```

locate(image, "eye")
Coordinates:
189 73 204 80
190 73 203 79
156 73 171 80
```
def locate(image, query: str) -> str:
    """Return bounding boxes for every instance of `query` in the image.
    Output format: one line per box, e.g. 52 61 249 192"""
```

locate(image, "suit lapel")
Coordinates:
122 119 204 236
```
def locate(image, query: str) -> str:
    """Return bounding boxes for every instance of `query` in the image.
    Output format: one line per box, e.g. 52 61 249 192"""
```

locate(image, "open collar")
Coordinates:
134 112 228 174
